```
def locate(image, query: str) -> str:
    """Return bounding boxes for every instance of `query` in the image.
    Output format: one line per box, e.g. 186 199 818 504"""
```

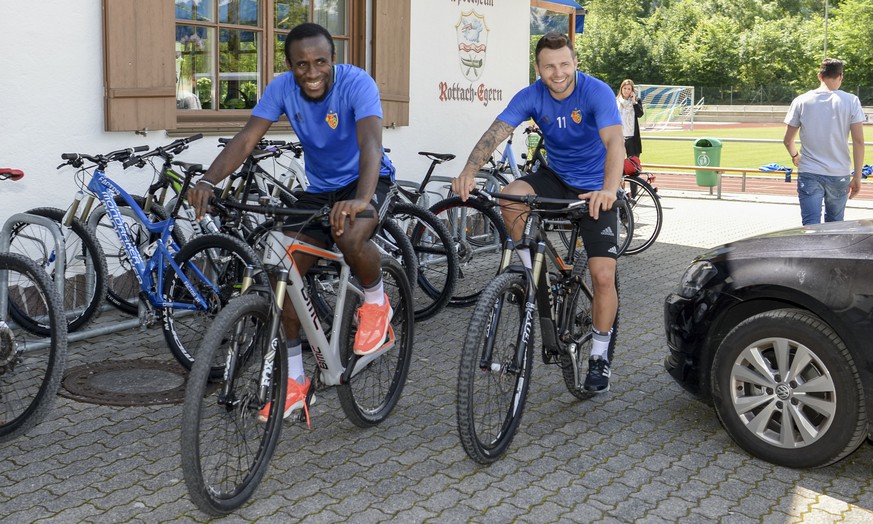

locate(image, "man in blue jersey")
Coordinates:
452 32 625 393
190 23 395 421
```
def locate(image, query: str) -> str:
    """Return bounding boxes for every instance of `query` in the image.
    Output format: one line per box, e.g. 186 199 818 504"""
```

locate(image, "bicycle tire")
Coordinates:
376 218 418 287
392 201 459 321
162 233 268 377
622 176 662 255
336 257 414 427
8 207 108 334
0 253 68 441
428 196 508 307
560 255 620 400
87 196 186 315
180 293 285 516
457 271 533 464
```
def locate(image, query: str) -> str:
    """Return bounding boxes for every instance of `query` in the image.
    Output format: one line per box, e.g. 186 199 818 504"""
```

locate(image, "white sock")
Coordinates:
363 277 385 305
590 328 612 360
517 247 532 269
287 339 305 383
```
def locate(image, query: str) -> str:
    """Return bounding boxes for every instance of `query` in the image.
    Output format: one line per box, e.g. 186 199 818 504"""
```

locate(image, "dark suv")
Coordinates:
664 219 873 468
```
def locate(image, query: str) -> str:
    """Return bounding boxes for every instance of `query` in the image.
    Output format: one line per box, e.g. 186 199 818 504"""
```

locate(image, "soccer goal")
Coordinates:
636 85 697 131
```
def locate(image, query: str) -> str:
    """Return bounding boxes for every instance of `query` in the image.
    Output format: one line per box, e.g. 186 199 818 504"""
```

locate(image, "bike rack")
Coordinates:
0 212 152 352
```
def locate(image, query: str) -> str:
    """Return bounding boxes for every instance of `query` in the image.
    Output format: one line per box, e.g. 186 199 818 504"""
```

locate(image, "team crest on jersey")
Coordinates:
571 109 582 124
325 111 338 129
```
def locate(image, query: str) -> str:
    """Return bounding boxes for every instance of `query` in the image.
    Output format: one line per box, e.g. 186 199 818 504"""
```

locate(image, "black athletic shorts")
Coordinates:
517 166 619 259
283 177 392 246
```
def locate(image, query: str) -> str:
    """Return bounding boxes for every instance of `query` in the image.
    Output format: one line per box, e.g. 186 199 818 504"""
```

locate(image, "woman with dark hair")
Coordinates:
617 79 644 158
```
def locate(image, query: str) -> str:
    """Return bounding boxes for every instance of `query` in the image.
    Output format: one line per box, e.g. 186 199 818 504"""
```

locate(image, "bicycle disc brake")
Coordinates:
0 321 19 373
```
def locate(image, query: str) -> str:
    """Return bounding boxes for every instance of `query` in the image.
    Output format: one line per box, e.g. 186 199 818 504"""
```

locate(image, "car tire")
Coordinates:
711 308 867 468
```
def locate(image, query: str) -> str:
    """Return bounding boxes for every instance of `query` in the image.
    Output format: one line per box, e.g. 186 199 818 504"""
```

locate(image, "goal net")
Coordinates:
636 85 697 131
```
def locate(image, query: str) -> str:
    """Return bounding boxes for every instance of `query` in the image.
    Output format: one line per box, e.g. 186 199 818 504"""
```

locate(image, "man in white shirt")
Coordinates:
783 58 866 225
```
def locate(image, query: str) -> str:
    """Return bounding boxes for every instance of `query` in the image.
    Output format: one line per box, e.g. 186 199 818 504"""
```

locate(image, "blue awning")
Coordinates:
535 0 587 33
542 0 584 8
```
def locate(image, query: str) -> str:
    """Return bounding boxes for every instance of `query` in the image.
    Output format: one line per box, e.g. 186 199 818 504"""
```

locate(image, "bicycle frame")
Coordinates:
487 197 590 372
240 235 395 390
73 168 213 311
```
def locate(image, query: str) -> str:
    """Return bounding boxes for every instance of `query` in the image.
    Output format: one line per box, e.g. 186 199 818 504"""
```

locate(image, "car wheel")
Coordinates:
711 308 867 468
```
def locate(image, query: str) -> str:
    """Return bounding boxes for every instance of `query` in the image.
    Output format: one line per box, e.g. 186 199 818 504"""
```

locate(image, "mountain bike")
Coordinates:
1 169 68 441
86 135 205 315
53 151 267 371
180 201 414 515
456 190 620 464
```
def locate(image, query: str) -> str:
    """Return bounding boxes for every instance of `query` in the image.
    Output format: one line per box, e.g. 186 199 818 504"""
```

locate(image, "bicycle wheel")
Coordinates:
8 207 108 334
622 176 662 255
336 257 414 427
457 272 533 464
87 196 185 315
376 218 418 287
392 201 459 321
162 233 267 376
429 196 508 307
180 293 285 516
560 255 621 400
0 253 68 441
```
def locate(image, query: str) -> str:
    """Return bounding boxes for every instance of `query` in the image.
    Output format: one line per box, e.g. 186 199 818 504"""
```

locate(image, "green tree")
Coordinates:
829 0 873 87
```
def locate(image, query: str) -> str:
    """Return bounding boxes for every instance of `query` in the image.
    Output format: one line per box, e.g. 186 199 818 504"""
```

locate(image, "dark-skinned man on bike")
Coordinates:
189 23 395 421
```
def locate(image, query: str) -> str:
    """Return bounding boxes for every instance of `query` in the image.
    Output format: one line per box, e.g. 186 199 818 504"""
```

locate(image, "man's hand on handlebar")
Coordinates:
451 172 477 202
330 198 372 236
577 189 616 220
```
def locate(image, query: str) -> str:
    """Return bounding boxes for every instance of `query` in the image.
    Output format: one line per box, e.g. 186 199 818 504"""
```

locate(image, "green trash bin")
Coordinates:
692 137 723 187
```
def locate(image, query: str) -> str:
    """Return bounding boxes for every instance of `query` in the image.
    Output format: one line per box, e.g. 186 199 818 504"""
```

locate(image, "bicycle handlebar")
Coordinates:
474 189 590 215
59 145 149 169
123 134 204 169
214 197 374 220
0 168 24 181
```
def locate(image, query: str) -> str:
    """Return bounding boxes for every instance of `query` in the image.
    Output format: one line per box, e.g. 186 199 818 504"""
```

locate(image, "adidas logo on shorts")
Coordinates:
601 226 614 237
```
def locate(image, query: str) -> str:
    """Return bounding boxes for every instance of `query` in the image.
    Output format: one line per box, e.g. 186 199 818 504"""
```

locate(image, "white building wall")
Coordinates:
0 0 530 226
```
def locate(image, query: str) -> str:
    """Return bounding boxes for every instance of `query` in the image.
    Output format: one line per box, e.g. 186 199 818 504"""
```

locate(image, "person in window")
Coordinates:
451 32 624 394
189 22 396 422
616 79 643 158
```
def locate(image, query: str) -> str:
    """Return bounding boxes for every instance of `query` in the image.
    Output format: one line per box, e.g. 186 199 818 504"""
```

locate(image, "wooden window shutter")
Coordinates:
372 0 410 127
103 0 176 132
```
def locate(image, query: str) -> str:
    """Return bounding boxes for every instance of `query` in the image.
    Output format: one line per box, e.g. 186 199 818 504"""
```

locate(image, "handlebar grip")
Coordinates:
186 133 204 143
218 137 231 144
61 153 79 160
133 145 149 153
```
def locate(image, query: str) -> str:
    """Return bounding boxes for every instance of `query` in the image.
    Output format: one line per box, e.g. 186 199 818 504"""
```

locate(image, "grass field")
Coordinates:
640 124 873 175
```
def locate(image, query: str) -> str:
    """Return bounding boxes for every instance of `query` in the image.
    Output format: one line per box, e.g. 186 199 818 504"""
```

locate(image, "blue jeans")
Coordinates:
797 173 851 225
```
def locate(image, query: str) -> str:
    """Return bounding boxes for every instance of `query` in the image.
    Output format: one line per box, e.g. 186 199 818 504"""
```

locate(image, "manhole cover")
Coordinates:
60 359 188 406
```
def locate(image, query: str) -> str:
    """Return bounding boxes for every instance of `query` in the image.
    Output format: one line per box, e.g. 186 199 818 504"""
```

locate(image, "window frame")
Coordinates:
103 0 409 133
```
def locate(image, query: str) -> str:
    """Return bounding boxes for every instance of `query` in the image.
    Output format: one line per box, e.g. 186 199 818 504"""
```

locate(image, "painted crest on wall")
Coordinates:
455 10 488 82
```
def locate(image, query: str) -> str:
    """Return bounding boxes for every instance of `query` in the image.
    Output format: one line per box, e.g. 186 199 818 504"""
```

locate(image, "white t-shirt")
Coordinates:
784 88 866 177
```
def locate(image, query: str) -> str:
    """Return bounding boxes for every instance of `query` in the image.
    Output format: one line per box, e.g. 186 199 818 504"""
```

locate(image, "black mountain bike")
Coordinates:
456 190 620 464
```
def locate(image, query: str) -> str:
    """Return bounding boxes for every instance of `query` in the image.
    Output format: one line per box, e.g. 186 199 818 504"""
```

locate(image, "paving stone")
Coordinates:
1 195 872 521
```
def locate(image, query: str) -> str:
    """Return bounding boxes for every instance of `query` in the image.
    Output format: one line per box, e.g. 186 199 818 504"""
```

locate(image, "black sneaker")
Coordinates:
584 355 610 393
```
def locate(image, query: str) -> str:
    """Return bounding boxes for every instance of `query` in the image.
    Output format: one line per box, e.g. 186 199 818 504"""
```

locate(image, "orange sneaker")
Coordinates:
258 377 314 423
353 294 393 355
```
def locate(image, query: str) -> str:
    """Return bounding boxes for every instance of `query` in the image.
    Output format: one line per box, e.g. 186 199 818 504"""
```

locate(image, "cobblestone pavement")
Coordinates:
2 193 872 523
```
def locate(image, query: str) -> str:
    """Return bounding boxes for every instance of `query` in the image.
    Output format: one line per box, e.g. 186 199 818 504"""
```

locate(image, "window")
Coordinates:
103 0 408 132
